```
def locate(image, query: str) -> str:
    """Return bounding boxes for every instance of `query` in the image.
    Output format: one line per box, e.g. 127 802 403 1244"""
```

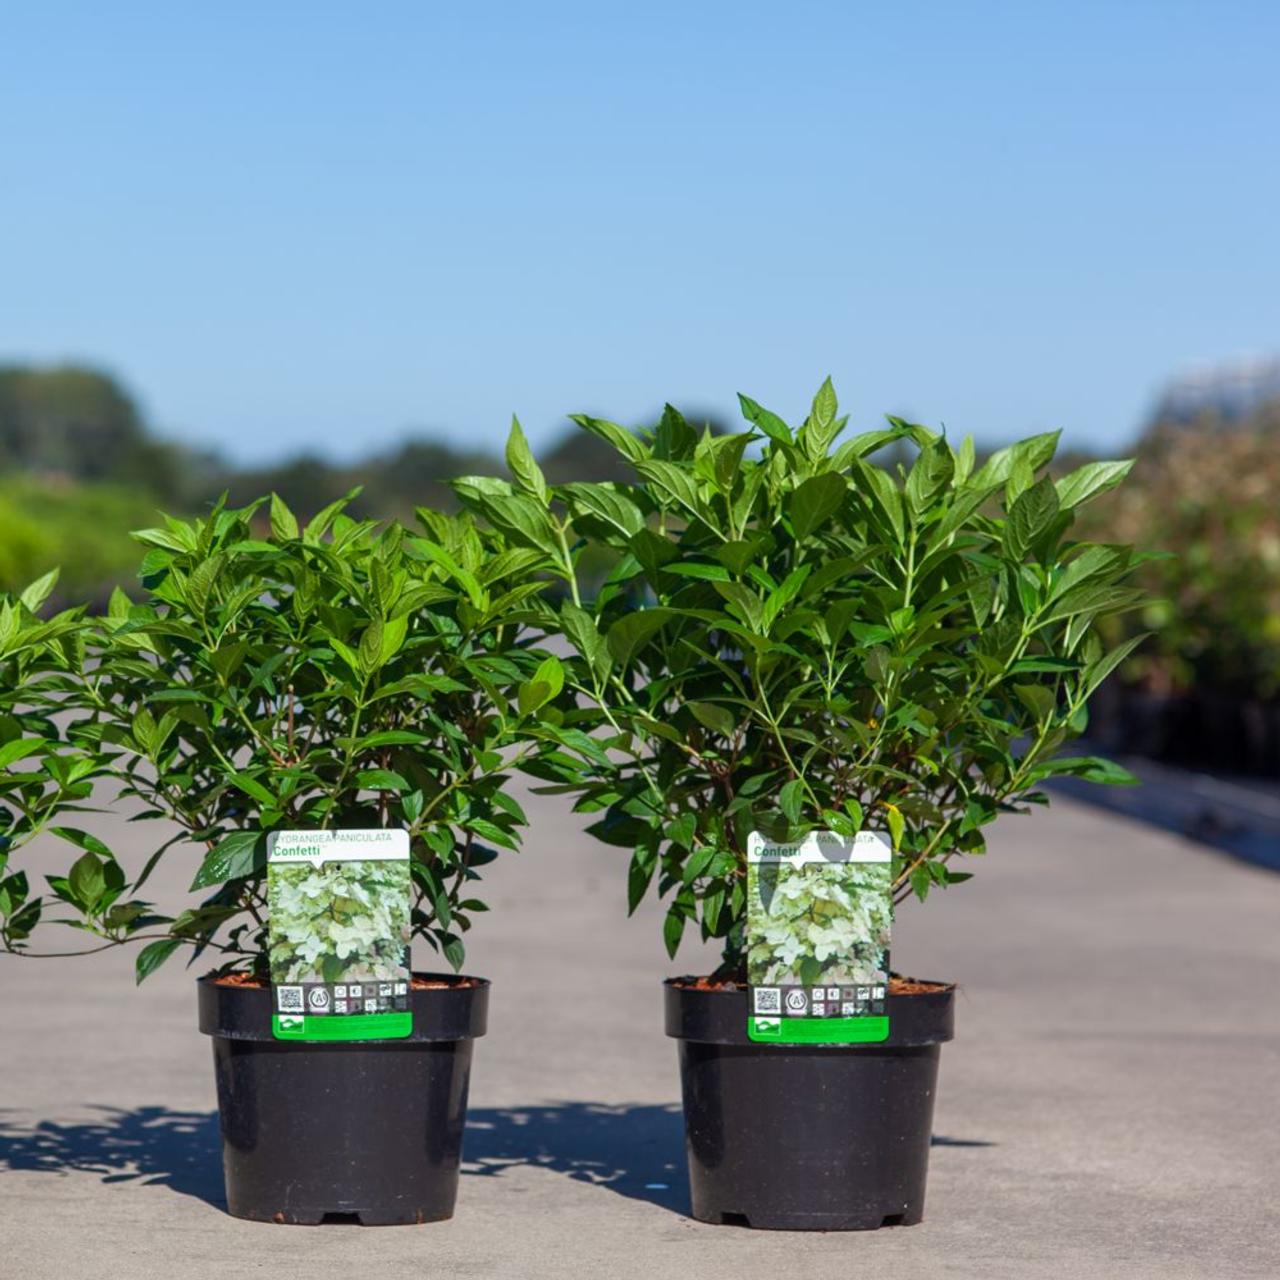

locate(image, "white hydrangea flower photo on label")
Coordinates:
745 830 893 1044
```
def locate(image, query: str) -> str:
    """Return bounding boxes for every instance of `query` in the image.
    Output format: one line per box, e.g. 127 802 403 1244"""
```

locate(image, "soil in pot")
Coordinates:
198 971 488 1225
665 975 955 1231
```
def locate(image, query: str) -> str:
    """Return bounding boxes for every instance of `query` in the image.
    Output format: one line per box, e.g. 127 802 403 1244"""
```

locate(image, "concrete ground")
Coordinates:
2 787 1278 1280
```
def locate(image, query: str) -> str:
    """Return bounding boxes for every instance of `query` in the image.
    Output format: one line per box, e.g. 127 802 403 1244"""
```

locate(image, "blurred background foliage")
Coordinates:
0 363 686 603
3 359 1279 776
1079 398 1280 776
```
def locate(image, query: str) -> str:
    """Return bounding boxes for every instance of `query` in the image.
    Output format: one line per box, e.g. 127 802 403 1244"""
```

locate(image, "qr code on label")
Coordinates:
276 986 304 1013
753 987 782 1014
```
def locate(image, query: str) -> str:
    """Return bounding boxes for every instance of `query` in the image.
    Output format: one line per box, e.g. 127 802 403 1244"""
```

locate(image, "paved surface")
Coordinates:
2 786 1278 1280
1051 750 1280 874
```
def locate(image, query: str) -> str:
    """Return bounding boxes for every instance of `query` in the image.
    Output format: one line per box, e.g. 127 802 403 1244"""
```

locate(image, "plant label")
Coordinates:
267 829 412 1041
746 829 892 1044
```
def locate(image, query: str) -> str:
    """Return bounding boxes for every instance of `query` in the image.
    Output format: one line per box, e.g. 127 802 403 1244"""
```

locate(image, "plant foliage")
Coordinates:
0 572 107 951
463 383 1147 975
18 493 563 981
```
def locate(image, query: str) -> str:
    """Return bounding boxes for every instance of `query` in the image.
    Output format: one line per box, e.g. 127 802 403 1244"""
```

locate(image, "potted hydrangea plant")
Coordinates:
465 384 1146 1230
18 493 565 1225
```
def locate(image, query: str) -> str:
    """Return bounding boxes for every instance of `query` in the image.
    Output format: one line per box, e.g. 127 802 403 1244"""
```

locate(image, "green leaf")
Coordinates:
229 771 275 808
569 415 648 464
304 488 362 541
681 843 717 884
533 653 565 700
0 738 48 769
358 619 385 673
377 614 408 666
689 701 736 737
1014 684 1057 723
560 604 612 685
851 459 905 543
562 483 646 538
666 812 697 851
634 460 705 519
1055 459 1134 510
131 526 192 553
606 608 677 666
457 485 563 558
1082 633 1148 699
442 935 466 970
864 645 891 685
357 769 410 792
709 433 753 491
779 778 805 824
970 430 1061 490
518 654 565 715
68 852 107 910
627 846 657 914
1004 476 1060 561
136 938 182 984
19 568 59 614
329 637 362 677
270 493 299 541
663 906 686 958
654 404 698 461
787 473 847 541
506 415 549 503
665 561 731 582
411 540 486 609
190 831 264 890
1040 582 1144 626
812 376 837 431
736 393 792 446
713 581 764 632
905 441 955 517
885 804 905 851
910 864 932 902
1045 756 1140 786
629 528 680 576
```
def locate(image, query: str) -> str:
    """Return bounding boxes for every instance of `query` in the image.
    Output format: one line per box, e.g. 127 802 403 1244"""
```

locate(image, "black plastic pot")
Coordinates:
665 978 954 1230
197 973 488 1225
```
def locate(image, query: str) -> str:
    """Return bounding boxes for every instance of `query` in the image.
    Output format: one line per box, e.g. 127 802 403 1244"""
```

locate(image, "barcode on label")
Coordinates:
276 986 304 1012
753 987 782 1014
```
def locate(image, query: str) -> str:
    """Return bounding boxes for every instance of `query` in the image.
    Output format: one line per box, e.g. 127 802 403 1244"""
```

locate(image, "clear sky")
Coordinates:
3 2 1277 463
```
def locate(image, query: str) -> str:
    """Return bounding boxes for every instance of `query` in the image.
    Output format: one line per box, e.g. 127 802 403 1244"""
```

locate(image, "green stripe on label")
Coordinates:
748 1015 889 1044
272 1012 413 1041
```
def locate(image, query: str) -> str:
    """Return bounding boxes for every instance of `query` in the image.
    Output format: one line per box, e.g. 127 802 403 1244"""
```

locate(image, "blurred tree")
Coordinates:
0 364 191 494
540 426 636 485
360 439 500 516
218 439 502 521
0 475 167 604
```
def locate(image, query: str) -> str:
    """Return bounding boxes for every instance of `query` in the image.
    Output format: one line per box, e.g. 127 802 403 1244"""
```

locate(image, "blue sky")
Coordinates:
3 2 1277 463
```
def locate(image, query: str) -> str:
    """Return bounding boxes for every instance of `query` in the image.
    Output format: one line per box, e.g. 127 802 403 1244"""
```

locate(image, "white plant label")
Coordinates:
745 829 892 1044
267 828 412 1041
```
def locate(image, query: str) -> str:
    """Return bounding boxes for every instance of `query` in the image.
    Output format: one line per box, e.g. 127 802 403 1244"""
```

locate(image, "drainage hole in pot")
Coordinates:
718 1212 752 1228
881 1213 906 1227
320 1212 362 1225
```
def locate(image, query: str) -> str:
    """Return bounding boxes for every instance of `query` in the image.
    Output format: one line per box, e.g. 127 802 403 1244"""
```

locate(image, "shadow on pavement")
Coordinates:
464 1103 688 1213
0 1103 992 1217
0 1102 688 1215
0 1105 226 1209
463 1105 995 1217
